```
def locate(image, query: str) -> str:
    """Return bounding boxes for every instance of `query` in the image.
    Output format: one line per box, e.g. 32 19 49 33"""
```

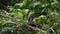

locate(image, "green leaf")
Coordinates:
14 12 23 18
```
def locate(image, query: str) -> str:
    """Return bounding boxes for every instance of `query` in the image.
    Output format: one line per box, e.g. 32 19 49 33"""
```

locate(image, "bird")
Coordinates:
28 11 34 23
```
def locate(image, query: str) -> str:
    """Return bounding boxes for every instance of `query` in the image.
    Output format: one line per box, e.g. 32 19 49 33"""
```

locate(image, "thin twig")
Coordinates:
0 2 8 10
50 27 56 34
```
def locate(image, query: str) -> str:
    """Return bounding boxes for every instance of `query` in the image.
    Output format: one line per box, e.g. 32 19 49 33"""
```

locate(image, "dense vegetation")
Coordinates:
0 0 60 34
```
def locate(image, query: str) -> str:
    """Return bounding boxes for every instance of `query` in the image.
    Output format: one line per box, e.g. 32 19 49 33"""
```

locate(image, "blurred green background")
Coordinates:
0 0 60 34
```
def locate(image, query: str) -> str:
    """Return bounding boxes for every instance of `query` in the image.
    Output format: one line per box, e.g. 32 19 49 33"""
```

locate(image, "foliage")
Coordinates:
0 0 60 34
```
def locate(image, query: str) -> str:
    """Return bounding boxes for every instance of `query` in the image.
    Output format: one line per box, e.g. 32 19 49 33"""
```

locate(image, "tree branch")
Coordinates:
18 24 50 34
